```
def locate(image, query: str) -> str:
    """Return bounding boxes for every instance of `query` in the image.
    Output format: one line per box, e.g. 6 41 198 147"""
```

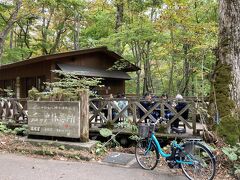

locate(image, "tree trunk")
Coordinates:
115 2 123 31
168 27 175 96
41 6 54 55
181 44 190 96
218 0 240 107
209 0 240 145
131 41 141 96
49 17 67 54
115 1 123 54
0 0 22 64
74 14 80 50
142 41 154 95
9 30 14 49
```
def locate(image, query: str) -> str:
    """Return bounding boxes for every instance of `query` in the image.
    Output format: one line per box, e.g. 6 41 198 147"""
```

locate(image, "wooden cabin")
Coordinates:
0 47 139 98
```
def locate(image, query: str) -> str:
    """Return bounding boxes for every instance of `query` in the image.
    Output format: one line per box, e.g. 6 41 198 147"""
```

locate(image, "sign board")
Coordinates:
28 101 80 138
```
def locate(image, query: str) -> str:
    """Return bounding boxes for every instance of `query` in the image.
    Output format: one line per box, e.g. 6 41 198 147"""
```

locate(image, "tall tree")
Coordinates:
218 0 240 107
211 0 240 144
0 0 22 63
114 0 123 54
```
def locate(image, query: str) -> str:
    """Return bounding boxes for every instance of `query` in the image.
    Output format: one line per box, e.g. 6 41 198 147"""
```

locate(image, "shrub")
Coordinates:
222 143 240 178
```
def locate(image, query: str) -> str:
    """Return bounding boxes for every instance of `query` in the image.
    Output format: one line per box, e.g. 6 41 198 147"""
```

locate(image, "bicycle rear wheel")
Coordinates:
135 138 159 170
180 141 216 180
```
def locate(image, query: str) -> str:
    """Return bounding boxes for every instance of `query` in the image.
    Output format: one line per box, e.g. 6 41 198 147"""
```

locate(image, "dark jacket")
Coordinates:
172 101 188 128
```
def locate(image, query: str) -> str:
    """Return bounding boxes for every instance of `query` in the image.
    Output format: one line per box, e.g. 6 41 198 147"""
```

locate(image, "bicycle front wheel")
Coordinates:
135 139 159 170
180 141 216 180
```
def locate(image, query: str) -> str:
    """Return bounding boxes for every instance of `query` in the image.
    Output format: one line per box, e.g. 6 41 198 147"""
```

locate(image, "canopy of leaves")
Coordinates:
0 0 218 96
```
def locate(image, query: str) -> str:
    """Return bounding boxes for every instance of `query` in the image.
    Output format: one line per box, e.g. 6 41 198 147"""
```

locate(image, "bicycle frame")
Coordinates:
147 132 194 165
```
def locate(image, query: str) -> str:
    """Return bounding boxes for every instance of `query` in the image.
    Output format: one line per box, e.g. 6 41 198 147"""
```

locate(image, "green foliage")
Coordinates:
0 123 28 135
99 120 138 150
108 60 133 71
222 146 238 161
99 128 112 138
116 119 138 133
2 89 15 97
28 87 40 100
222 143 240 176
29 70 102 101
108 134 120 147
0 0 218 97
95 142 107 156
2 47 33 64
0 122 12 134
13 126 28 135
49 70 102 89
129 135 141 141
82 10 114 41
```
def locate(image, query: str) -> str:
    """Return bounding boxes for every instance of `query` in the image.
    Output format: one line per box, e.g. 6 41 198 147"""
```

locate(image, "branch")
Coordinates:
0 0 22 36
0 13 7 23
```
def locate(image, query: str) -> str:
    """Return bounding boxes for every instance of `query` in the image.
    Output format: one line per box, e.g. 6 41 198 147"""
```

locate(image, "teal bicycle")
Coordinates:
135 118 216 180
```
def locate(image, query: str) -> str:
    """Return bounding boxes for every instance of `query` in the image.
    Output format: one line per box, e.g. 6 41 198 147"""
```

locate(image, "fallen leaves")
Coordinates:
0 133 95 162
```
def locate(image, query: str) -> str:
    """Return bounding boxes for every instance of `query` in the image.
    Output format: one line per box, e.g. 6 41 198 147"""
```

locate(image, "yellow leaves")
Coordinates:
163 0 187 7
87 0 113 13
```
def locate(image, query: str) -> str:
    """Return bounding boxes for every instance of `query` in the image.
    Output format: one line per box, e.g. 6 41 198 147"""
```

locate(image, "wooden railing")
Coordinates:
89 98 206 135
0 98 28 123
0 96 207 136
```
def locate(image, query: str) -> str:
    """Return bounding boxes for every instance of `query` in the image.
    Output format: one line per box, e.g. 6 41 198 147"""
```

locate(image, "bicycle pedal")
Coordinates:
167 161 181 169
167 161 176 168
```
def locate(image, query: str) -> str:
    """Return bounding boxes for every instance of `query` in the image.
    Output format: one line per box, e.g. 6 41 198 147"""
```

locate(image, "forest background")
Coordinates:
0 0 218 97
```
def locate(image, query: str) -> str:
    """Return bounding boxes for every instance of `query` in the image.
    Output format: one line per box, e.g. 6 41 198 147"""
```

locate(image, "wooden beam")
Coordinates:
135 102 157 122
79 90 89 142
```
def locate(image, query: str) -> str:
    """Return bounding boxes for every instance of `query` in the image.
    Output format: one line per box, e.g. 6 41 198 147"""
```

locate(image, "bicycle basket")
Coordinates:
138 123 149 138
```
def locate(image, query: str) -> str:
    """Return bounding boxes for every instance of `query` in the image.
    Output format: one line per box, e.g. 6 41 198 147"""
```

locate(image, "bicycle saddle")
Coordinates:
171 127 186 134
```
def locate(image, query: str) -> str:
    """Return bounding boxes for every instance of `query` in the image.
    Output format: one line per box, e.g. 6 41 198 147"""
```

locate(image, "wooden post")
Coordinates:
132 101 137 123
0 100 3 119
108 101 112 121
192 102 197 135
79 90 89 142
161 102 165 121
16 76 20 99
